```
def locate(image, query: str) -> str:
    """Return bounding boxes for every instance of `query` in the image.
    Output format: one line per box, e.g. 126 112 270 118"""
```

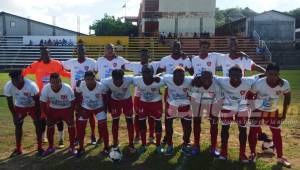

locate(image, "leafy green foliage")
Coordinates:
90 14 138 36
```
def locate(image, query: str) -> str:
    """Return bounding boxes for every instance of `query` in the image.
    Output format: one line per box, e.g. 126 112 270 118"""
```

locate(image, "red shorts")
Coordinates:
133 96 141 115
166 102 192 119
47 107 74 124
78 107 104 120
191 98 221 118
139 100 163 120
110 97 133 119
220 109 249 127
14 106 38 122
250 110 281 128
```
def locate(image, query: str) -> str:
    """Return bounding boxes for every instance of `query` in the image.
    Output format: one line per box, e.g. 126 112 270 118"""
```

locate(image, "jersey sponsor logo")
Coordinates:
207 62 212 66
95 93 101 98
113 63 117 67
23 92 30 97
61 95 67 100
240 90 246 95
209 91 215 96
84 66 89 71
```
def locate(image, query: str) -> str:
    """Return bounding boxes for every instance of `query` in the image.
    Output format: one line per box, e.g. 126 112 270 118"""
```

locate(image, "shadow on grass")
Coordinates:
0 143 278 170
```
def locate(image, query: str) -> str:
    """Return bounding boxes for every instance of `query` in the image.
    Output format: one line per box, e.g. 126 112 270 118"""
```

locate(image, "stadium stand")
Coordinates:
0 36 270 70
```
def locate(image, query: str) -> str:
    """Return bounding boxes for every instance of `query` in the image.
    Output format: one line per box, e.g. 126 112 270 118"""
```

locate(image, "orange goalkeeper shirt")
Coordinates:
22 59 71 91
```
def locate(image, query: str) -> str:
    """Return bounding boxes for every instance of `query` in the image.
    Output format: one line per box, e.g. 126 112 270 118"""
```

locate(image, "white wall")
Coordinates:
159 0 215 13
158 0 215 35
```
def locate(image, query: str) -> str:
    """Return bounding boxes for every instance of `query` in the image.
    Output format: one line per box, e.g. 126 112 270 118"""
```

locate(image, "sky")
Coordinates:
1 0 299 34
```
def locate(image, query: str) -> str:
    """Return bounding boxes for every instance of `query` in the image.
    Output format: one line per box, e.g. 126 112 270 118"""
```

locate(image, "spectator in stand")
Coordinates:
193 32 198 38
168 32 173 39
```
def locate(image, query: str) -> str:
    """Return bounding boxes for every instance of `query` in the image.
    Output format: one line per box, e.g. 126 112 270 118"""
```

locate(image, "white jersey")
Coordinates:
191 53 221 75
4 78 39 108
217 53 255 77
40 83 75 109
76 81 106 110
62 58 96 88
96 56 129 80
159 55 192 74
125 61 159 76
252 77 290 112
216 76 257 112
125 61 159 97
102 76 133 100
190 78 222 104
133 76 164 102
163 74 192 106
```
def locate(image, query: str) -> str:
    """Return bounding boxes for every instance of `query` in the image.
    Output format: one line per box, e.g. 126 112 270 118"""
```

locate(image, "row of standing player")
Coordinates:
3 39 291 167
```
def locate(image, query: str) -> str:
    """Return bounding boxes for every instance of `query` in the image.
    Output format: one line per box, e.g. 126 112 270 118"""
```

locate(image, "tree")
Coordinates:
288 8 300 18
90 14 138 36
215 7 257 27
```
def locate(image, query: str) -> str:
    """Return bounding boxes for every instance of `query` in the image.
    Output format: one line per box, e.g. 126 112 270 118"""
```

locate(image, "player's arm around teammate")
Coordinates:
162 67 193 156
102 69 136 154
190 71 222 157
40 73 77 157
4 70 43 157
132 64 165 154
215 66 257 163
248 63 292 167
74 71 109 157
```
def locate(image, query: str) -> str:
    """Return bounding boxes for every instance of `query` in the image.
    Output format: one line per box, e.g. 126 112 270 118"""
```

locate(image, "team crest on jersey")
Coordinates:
240 90 246 95
113 63 117 67
207 62 212 66
84 66 89 71
95 93 101 98
209 91 215 96
23 92 30 97
276 90 282 95
61 95 67 99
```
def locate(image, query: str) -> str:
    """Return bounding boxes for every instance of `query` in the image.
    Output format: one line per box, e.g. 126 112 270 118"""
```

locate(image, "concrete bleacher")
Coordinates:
0 36 269 71
0 36 75 70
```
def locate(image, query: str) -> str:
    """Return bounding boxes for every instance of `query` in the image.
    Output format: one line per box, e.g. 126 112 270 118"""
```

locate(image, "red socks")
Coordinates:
89 114 96 138
148 116 155 138
270 127 283 158
68 126 76 149
193 118 201 148
76 120 87 149
134 115 140 139
248 127 259 154
47 126 55 148
98 120 109 149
